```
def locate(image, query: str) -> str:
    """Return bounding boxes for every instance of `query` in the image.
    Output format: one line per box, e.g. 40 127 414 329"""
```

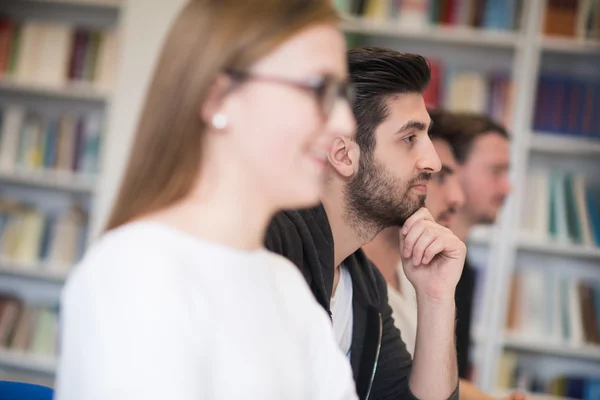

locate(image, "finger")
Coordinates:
421 236 447 265
401 207 434 235
401 219 431 260
411 226 438 266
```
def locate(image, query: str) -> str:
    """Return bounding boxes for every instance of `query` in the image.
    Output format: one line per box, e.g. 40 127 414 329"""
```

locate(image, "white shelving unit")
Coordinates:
341 14 522 48
31 0 122 7
0 78 110 102
530 133 600 156
0 348 56 376
0 261 69 284
0 0 122 382
340 0 600 395
0 169 96 193
540 36 600 54
503 334 600 363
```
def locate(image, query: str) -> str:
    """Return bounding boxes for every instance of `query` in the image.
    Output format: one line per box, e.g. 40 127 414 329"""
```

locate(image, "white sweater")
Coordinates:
55 222 358 400
387 262 418 358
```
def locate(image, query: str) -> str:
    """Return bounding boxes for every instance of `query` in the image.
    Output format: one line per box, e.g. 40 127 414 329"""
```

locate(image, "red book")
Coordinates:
0 19 15 75
68 29 89 81
423 59 443 108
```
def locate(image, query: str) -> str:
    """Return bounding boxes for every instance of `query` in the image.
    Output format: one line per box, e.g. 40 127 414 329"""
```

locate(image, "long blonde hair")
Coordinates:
105 0 339 231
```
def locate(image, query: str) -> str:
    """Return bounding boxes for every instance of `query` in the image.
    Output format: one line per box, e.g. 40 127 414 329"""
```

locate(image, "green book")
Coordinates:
83 31 102 82
548 171 557 239
7 23 22 75
564 174 582 243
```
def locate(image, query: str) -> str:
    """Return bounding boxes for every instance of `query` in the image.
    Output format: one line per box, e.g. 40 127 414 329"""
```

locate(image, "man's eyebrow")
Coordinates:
396 120 429 134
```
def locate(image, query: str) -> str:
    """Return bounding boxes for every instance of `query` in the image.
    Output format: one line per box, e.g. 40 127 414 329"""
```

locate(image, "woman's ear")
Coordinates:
200 74 232 130
328 135 360 179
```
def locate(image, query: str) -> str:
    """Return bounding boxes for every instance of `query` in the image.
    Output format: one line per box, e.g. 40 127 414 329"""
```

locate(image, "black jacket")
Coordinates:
265 205 458 400
455 258 475 379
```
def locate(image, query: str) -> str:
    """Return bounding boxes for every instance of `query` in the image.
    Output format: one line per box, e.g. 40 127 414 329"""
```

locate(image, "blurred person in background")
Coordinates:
266 47 465 400
363 120 522 400
432 109 512 384
55 1 359 399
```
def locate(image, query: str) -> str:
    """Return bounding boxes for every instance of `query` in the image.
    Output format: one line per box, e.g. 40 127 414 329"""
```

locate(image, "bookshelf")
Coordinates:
0 78 110 102
0 170 96 193
540 36 600 54
29 0 122 8
340 14 521 48
503 334 600 363
0 0 122 382
334 0 600 397
517 237 600 260
529 134 600 157
0 348 56 376
0 261 69 284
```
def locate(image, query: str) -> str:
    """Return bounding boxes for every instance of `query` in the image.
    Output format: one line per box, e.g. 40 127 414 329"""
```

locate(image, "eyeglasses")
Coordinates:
225 69 355 119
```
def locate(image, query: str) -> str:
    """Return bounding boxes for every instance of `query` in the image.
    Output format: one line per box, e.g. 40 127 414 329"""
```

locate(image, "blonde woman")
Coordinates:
55 1 357 399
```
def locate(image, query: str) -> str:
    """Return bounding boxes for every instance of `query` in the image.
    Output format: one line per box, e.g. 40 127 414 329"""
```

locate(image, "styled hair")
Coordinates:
428 108 510 164
347 47 431 157
105 0 338 231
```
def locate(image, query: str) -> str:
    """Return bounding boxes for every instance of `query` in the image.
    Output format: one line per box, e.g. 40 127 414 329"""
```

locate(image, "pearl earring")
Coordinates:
212 113 228 130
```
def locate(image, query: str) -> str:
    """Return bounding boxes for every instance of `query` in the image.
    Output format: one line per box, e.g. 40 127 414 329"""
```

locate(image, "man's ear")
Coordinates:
200 74 232 128
328 136 360 178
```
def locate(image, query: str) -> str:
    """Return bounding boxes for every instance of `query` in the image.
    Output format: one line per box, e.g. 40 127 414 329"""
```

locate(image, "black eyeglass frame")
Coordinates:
224 68 355 118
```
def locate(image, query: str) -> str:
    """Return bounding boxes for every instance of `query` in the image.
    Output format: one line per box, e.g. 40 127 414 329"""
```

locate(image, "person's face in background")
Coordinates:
457 131 512 223
425 138 465 228
224 24 355 210
345 93 442 229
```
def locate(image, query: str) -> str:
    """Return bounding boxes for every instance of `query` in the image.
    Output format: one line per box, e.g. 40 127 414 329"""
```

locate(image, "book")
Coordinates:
336 0 522 31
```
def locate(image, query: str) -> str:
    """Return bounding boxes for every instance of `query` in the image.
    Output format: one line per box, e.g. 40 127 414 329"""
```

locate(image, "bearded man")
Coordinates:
266 47 465 400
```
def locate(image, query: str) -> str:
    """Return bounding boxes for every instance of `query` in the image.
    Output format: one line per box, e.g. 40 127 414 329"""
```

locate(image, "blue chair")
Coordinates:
0 381 53 400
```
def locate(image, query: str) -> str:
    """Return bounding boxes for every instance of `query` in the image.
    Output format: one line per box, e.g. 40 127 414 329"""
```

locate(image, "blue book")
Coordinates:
43 119 58 168
38 214 53 261
567 377 586 399
594 83 600 139
483 0 516 30
578 81 598 138
584 377 600 400
587 187 600 246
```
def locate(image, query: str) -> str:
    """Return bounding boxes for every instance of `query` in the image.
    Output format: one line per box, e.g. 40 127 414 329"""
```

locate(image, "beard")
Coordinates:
343 153 428 240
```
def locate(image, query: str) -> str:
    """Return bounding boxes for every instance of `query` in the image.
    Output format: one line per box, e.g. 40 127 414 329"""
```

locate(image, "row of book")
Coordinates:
0 295 58 358
424 60 513 129
506 271 600 347
522 171 600 247
0 106 104 176
533 76 600 139
0 197 86 270
544 0 600 39
335 0 523 31
498 352 600 400
0 18 119 90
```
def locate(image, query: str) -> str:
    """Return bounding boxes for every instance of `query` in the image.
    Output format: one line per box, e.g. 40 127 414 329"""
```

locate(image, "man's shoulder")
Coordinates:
265 209 306 252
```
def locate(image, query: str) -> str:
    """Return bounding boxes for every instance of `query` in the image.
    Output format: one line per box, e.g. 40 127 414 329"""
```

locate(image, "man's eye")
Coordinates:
403 135 416 144
434 173 446 184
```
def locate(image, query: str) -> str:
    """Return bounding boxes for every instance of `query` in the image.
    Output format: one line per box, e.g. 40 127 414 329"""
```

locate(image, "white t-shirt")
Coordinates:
387 262 418 357
55 222 358 400
330 266 353 358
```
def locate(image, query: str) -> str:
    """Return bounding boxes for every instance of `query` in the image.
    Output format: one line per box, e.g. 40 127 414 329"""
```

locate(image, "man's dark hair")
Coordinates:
428 108 510 164
348 47 430 157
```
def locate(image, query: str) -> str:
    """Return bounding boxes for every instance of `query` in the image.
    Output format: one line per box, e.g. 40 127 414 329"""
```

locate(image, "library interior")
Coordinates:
0 0 598 399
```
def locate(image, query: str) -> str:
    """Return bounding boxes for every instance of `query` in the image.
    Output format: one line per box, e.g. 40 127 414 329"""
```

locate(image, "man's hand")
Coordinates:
400 207 466 302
